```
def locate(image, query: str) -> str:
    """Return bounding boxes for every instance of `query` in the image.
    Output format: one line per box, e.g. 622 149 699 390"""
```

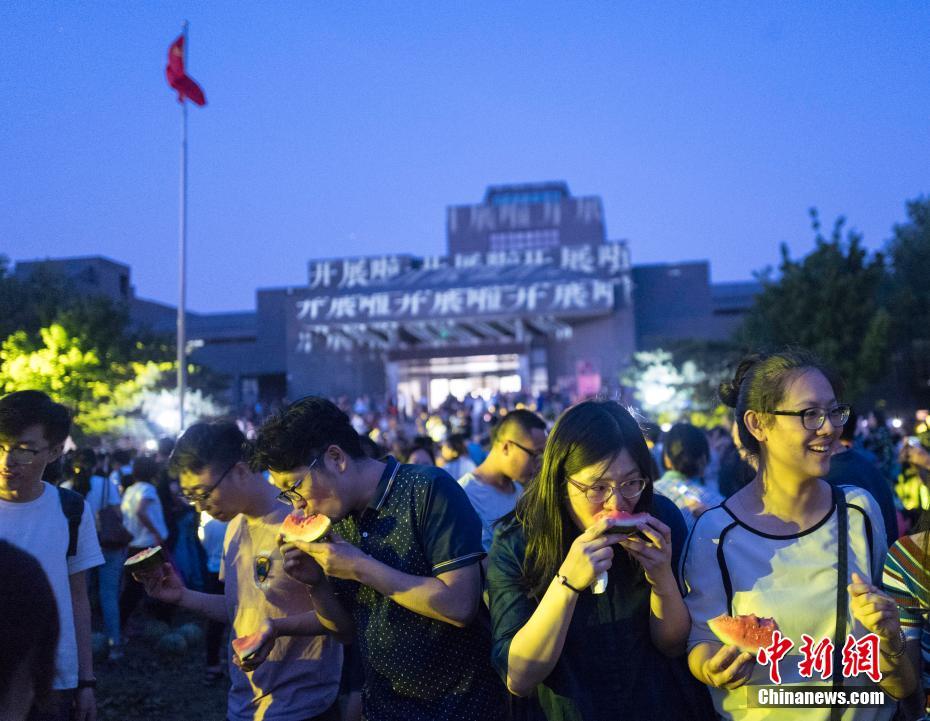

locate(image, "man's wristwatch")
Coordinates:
77 679 96 690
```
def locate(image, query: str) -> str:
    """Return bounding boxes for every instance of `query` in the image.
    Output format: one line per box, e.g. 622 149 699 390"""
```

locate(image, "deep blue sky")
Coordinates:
3 2 928 313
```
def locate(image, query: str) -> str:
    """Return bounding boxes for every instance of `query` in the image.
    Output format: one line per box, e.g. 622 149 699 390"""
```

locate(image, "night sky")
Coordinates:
3 2 928 312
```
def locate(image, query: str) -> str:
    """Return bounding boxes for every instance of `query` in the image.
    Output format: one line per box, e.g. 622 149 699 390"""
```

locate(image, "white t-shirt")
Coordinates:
199 512 227 574
458 471 523 551
0 482 104 689
681 484 892 721
220 507 342 721
61 475 121 516
120 481 168 547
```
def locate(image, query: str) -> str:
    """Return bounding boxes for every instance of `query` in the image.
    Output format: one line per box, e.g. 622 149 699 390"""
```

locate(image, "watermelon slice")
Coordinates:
708 613 780 654
231 631 265 661
593 509 649 536
123 546 166 575
280 511 332 544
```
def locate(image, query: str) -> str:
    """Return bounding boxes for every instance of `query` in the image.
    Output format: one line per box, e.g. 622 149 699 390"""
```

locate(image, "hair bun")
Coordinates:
717 380 739 408
718 355 763 408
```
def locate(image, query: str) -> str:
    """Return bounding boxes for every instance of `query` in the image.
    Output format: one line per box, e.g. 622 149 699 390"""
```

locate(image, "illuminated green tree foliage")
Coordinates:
0 324 173 439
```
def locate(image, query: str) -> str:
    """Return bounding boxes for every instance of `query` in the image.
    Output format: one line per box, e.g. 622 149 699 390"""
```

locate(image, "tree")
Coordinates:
886 197 930 407
0 324 175 440
0 259 228 409
738 210 891 401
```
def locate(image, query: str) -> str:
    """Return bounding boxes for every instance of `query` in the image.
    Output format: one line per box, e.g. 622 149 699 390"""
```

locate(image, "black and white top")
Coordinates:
331 458 507 721
681 484 893 721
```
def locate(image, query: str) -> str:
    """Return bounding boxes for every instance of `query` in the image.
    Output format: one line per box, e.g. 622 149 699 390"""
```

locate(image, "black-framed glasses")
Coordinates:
0 443 48 466
276 456 319 507
508 440 543 460
566 476 647 503
181 461 238 504
771 404 851 431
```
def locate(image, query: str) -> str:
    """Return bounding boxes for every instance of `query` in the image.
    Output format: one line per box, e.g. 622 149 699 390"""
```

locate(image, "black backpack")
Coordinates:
56 485 84 558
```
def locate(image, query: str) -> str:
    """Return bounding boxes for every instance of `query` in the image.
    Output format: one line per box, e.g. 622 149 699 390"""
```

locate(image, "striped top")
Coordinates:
881 532 930 708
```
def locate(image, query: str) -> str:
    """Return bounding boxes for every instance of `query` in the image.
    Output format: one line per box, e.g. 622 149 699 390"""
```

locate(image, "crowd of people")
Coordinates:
1 348 929 721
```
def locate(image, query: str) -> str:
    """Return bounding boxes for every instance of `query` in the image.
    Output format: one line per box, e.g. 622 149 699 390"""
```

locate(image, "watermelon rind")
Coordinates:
123 545 166 574
232 632 265 661
280 512 332 544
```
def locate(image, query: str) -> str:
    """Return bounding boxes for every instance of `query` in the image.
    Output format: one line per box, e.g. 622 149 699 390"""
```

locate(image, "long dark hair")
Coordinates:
515 400 655 599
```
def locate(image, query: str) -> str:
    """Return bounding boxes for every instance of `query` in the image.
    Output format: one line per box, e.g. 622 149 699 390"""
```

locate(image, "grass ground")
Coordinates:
96 612 228 721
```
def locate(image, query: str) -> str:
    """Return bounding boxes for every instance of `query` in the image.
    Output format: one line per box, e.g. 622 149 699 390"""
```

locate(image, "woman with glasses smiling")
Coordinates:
682 351 916 720
486 400 715 721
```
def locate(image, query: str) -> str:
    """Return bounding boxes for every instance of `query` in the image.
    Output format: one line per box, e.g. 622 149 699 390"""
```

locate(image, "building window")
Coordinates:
488 228 560 252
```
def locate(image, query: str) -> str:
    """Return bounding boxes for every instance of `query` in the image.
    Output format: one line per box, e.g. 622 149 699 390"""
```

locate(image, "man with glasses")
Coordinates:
458 409 546 552
252 396 508 721
134 421 345 721
0 391 103 721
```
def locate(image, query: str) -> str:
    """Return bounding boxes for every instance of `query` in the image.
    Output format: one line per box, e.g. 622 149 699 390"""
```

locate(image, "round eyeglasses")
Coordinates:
276 456 319 507
770 404 851 431
566 476 647 504
180 461 237 505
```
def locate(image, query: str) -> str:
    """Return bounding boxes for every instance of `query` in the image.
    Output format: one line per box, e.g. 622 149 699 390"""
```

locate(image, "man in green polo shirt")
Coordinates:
252 397 508 721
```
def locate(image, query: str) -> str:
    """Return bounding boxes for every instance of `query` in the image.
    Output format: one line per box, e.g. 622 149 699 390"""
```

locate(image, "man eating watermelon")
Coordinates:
252 396 508 721
133 421 345 721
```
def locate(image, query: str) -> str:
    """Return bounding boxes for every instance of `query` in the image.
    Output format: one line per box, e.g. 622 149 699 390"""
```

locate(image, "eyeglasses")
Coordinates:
276 456 319 507
0 443 48 466
566 476 647 503
180 461 238 504
508 440 543 460
771 404 851 431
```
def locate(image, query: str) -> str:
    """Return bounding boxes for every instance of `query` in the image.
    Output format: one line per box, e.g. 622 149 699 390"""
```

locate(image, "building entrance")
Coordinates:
390 353 526 412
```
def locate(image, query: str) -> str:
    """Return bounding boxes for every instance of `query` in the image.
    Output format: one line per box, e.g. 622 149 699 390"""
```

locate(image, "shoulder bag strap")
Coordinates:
830 484 848 721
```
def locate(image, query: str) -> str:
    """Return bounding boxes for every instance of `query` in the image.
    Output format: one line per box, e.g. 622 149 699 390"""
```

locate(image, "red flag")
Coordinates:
166 35 206 106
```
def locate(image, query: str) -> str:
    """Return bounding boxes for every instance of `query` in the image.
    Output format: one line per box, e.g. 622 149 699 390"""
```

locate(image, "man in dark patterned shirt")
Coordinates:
252 397 508 721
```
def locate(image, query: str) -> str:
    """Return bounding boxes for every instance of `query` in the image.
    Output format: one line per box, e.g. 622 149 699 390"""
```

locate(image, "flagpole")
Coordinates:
177 20 189 433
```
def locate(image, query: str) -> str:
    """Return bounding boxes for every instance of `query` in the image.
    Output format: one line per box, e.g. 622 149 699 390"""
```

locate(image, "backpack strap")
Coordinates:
56 485 84 559
830 483 849 721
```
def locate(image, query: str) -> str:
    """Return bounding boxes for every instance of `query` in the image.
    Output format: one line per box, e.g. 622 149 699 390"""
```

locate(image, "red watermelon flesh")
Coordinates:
280 511 331 544
708 614 780 654
593 509 649 535
232 631 265 661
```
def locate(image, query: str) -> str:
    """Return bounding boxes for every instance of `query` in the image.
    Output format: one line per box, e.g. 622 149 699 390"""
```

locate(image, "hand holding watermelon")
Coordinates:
700 643 757 690
232 620 276 671
135 561 185 605
280 542 326 587
291 530 368 582
617 515 676 594
558 522 627 593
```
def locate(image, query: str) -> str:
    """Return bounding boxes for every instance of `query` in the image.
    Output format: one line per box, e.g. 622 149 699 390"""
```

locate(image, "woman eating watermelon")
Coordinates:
486 400 715 720
681 350 917 719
